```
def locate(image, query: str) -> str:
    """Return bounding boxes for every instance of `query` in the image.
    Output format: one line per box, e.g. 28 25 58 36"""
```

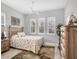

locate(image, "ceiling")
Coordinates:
2 0 68 14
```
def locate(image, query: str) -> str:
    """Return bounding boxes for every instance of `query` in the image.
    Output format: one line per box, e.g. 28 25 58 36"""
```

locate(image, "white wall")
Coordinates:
65 0 77 25
1 2 67 46
1 3 25 38
1 3 24 27
24 9 65 46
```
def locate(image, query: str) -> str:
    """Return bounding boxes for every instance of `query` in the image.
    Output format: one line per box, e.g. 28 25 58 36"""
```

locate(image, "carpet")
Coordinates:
11 46 55 59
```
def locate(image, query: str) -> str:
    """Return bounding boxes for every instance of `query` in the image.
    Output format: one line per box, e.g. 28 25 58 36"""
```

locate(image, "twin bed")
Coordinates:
9 26 44 54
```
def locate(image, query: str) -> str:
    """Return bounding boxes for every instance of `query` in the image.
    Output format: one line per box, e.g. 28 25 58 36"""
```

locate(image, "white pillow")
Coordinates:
11 35 18 39
17 32 26 37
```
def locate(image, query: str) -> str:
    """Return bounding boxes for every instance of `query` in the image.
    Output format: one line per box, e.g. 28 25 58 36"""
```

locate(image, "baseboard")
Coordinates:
43 42 58 47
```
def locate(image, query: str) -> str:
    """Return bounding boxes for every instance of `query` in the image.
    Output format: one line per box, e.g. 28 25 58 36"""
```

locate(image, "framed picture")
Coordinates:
38 18 45 34
11 16 20 25
30 18 36 34
47 17 56 35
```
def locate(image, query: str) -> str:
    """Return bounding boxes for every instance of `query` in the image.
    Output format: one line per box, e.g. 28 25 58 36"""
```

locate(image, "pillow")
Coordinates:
17 32 26 37
11 35 18 39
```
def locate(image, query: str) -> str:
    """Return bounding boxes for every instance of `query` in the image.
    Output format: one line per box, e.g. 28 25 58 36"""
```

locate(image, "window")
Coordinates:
38 18 45 34
30 18 36 34
30 17 55 35
1 13 6 26
47 17 56 35
1 13 7 37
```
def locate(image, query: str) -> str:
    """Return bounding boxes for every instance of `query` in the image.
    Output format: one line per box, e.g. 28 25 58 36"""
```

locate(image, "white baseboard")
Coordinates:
43 42 58 47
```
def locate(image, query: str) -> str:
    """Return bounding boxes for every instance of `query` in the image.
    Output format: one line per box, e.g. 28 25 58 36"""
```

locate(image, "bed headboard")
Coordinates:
8 25 24 38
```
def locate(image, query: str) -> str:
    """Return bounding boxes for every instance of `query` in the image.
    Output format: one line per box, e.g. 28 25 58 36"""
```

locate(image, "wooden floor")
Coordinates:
1 47 61 59
1 48 22 59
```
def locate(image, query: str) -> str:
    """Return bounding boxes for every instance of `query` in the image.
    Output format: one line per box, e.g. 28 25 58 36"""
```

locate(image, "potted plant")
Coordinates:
56 24 63 50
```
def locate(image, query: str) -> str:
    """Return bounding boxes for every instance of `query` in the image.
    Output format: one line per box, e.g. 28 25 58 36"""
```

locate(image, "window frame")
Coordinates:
38 18 45 34
1 12 6 26
47 17 56 35
1 12 7 37
30 18 36 34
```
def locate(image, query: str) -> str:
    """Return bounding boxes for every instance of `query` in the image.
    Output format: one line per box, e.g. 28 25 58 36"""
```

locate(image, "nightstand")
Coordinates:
1 38 10 53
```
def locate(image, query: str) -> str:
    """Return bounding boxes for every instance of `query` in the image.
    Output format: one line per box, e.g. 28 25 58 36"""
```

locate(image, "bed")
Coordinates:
9 26 44 54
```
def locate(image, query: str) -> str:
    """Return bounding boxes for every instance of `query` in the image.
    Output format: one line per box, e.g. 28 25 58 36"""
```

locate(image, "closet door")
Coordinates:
68 26 77 59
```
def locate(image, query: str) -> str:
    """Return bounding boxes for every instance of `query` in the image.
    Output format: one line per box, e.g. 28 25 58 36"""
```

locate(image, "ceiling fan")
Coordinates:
30 0 39 15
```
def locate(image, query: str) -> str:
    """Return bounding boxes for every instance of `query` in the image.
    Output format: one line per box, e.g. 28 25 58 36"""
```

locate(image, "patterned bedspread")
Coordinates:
10 35 44 54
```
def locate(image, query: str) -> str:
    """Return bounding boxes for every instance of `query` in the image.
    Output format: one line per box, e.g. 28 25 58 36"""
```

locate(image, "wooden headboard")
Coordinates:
8 25 24 38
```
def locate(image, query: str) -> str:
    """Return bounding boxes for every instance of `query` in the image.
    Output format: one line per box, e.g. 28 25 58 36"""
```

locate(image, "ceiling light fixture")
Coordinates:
30 0 39 15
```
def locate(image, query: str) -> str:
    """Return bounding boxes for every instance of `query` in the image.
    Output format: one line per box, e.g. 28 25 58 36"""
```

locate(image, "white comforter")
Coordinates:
10 35 44 54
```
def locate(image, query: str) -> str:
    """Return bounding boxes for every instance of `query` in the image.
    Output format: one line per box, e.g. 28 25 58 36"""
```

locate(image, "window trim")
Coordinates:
47 17 56 35
30 18 36 34
1 12 6 26
1 12 7 37
38 18 45 34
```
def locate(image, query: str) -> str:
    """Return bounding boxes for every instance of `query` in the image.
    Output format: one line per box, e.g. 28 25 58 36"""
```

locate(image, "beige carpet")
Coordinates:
11 46 55 59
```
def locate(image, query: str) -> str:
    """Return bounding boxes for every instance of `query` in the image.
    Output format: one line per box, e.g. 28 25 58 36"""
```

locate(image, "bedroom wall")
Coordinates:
1 2 65 46
24 9 65 46
65 0 77 25
1 3 24 27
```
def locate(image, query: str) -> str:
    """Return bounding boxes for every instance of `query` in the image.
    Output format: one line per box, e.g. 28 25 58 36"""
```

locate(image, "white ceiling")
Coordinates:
2 0 68 14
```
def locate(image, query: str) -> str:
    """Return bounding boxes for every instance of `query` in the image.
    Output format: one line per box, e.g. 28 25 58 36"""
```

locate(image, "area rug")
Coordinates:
11 46 55 59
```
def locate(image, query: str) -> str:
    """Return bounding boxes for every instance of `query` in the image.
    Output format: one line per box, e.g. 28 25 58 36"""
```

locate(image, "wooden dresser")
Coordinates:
1 38 10 53
60 25 77 59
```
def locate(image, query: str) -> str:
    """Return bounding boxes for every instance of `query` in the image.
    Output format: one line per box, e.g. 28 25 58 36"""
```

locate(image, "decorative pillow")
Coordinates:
17 32 26 37
11 35 18 40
